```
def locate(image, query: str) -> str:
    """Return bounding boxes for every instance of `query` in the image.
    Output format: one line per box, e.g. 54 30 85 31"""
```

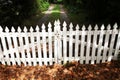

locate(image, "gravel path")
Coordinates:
37 4 69 26
37 4 55 26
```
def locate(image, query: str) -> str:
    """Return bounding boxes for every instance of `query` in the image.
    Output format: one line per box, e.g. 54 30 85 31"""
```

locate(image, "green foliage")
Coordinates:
0 0 49 26
37 0 49 12
49 4 60 21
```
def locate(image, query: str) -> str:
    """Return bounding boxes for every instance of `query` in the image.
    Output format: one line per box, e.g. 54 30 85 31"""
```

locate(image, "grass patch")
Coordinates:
48 4 60 22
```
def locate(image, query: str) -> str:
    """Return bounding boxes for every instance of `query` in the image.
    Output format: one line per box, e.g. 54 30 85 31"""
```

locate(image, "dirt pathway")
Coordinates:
60 5 69 23
37 4 69 26
37 4 55 26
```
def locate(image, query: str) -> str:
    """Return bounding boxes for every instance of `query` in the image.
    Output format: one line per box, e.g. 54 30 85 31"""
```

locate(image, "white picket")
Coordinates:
30 27 37 66
56 20 62 64
0 27 9 65
102 25 111 62
6 28 16 65
80 25 86 64
42 24 47 65
54 20 58 64
108 23 117 61
91 25 98 64
69 23 73 61
48 22 53 65
96 25 104 63
63 21 67 63
114 28 120 59
24 27 31 66
0 21 119 66
36 25 42 65
75 25 79 61
86 25 92 64
0 26 5 65
18 27 27 66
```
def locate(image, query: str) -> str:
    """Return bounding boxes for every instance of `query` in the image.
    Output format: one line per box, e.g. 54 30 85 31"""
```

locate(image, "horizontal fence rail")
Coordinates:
0 20 120 66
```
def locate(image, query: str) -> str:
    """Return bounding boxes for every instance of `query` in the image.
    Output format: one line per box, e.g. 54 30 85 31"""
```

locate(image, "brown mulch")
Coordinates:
0 60 120 80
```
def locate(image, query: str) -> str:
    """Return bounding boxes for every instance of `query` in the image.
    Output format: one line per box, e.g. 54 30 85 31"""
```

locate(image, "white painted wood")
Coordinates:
54 20 58 64
6 27 16 65
42 24 47 65
102 25 111 62
24 26 31 66
17 27 27 66
96 25 104 63
86 25 92 64
69 23 73 61
36 25 42 65
80 25 86 64
11 27 21 65
56 20 62 64
114 28 120 59
75 25 79 61
0 22 119 66
30 27 37 66
63 21 67 63
108 23 117 61
91 25 98 64
0 26 5 64
48 22 53 65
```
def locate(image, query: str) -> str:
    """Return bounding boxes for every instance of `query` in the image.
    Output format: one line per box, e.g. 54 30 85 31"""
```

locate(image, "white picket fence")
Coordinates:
0 20 120 66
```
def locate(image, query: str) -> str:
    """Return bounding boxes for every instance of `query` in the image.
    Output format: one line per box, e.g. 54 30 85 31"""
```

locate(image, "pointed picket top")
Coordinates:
63 21 67 27
57 19 60 25
69 22 73 30
94 24 98 30
35 25 39 32
76 24 79 30
63 21 67 31
107 24 111 30
30 26 34 32
5 26 9 33
17 27 21 32
23 26 27 32
113 23 117 30
101 24 105 30
11 26 15 32
48 22 52 28
48 22 52 32
54 20 57 26
88 25 92 30
42 24 45 31
82 25 86 30
0 26 3 32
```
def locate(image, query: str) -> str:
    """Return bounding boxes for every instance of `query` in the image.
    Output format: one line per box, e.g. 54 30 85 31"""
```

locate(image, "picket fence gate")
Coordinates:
0 20 120 66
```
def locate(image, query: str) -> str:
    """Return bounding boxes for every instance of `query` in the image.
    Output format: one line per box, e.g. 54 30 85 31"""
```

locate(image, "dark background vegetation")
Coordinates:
0 0 120 29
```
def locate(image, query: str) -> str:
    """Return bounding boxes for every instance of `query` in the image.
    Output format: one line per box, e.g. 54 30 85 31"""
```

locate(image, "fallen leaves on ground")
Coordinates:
0 60 120 80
